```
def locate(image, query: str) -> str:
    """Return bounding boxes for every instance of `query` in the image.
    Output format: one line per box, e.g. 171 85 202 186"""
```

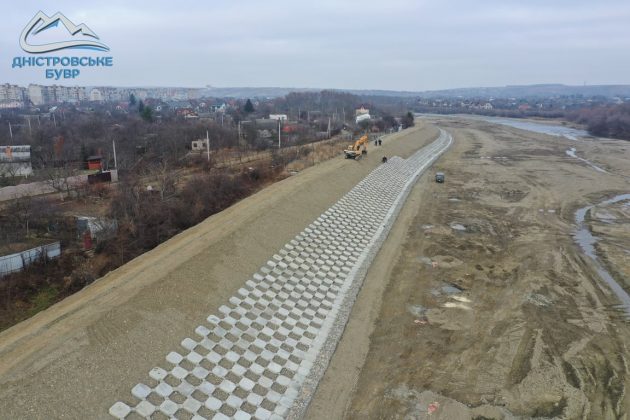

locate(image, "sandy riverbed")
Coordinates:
308 117 630 419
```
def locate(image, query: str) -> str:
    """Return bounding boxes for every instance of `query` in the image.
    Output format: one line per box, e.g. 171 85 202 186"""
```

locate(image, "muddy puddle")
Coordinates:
574 194 630 317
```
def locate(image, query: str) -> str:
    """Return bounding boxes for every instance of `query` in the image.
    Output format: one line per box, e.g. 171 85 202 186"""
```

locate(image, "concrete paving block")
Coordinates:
250 363 265 376
150 367 168 381
195 325 211 337
205 396 223 411
244 350 258 363
278 394 293 408
218 338 233 349
234 410 252 420
219 379 237 394
235 339 250 350
198 381 214 396
135 400 156 417
260 350 275 361
239 376 256 392
109 402 131 419
166 351 184 365
131 383 152 399
234 306 248 317
266 390 282 403
193 366 210 379
258 375 273 388
255 407 273 420
225 351 240 363
253 338 267 348
181 337 197 351
274 404 290 417
285 386 299 399
183 397 202 414
212 365 228 378
206 351 222 364
285 360 299 372
297 364 311 377
247 392 264 405
267 362 282 374
232 363 247 377
159 399 179 416
187 351 203 365
155 382 174 398
172 366 189 380
226 394 243 409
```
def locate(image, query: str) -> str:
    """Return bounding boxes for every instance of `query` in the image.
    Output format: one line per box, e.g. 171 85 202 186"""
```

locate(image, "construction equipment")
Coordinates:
344 135 369 159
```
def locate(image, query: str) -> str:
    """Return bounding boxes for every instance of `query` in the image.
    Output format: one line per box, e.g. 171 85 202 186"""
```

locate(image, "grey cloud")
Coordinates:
2 0 630 90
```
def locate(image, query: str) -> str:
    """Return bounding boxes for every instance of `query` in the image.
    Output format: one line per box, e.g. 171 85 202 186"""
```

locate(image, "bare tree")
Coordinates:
145 159 179 202
43 162 81 197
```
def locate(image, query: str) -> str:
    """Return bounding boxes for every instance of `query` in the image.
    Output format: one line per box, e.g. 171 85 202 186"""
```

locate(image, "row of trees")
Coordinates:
566 104 630 140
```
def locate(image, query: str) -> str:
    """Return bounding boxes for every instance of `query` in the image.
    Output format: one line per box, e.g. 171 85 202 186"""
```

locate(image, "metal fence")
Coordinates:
0 241 61 277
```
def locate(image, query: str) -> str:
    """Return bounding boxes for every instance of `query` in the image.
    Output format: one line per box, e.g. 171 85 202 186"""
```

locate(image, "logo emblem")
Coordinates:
20 11 109 54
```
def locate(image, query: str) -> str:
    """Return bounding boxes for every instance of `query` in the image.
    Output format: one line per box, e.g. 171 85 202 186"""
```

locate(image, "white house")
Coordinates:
90 89 103 102
355 106 370 116
191 139 209 151
355 113 371 124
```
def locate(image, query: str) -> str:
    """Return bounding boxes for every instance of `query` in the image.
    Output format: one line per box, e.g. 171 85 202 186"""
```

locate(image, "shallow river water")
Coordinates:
574 194 630 317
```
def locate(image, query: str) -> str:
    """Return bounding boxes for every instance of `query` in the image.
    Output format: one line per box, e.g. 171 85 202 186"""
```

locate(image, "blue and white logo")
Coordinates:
20 11 109 54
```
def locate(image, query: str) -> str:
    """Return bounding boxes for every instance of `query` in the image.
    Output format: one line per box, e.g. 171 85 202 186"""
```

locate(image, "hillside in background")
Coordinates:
199 84 630 99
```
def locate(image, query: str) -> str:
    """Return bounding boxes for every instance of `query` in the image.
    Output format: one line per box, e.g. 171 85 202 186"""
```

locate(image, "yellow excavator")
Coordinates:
344 135 369 159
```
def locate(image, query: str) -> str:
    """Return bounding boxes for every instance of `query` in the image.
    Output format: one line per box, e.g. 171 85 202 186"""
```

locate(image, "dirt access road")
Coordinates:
0 123 438 419
307 117 630 419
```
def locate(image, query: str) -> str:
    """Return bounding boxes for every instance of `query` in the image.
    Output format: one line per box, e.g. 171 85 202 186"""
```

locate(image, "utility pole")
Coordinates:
27 117 32 135
237 121 242 162
52 112 57 127
112 139 118 169
278 118 281 148
206 130 210 162
327 117 331 138
8 122 13 140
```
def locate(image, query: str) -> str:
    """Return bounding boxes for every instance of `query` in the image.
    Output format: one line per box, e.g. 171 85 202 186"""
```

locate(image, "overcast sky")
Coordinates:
2 0 630 91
